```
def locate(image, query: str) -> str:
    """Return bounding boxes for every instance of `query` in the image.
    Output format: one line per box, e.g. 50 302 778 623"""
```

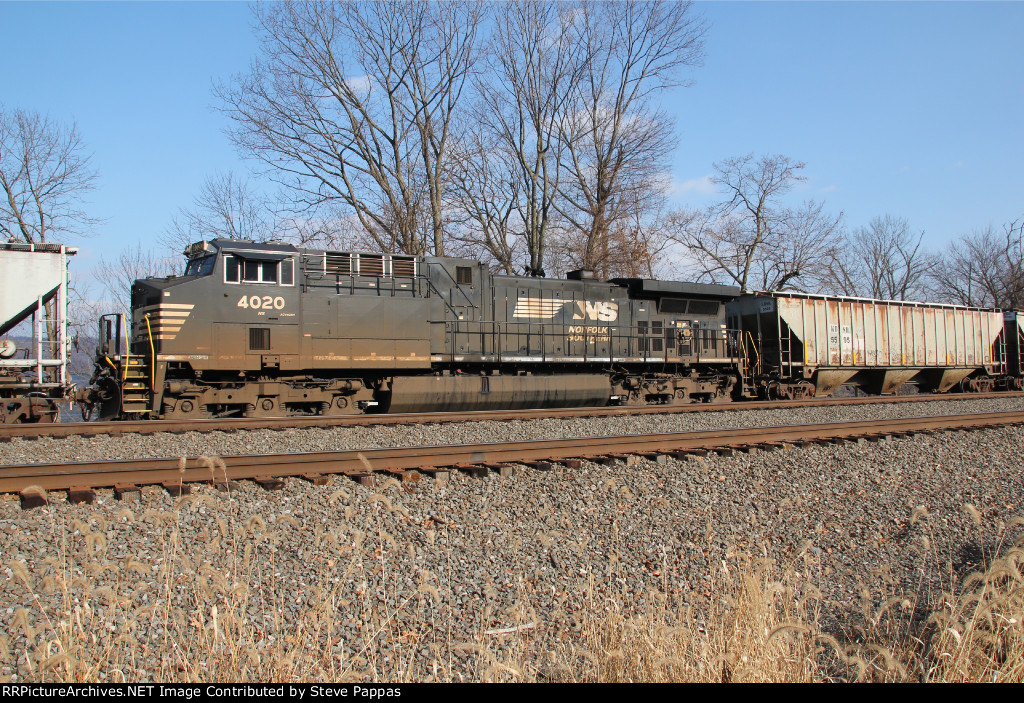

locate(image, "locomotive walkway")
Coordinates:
5 409 1024 506
3 390 1023 441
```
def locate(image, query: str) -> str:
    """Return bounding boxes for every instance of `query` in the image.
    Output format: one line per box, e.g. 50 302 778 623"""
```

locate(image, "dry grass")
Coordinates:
1 485 1021 683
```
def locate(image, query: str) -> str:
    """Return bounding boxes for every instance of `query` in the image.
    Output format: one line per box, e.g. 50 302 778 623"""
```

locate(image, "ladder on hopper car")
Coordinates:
778 325 794 378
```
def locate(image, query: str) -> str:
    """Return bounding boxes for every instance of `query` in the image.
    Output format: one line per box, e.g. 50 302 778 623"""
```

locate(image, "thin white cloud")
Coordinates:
668 174 716 197
343 74 372 94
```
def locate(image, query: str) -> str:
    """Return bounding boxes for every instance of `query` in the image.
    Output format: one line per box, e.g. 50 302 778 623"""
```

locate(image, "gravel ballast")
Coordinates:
1 397 1022 681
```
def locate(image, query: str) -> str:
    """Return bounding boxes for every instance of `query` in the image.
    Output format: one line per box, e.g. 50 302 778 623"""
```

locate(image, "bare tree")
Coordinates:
556 0 706 279
217 1 483 257
825 215 929 300
0 106 99 355
553 190 674 279
94 243 179 318
928 218 1024 308
0 106 98 243
668 154 842 292
459 0 586 277
161 172 278 256
447 129 522 273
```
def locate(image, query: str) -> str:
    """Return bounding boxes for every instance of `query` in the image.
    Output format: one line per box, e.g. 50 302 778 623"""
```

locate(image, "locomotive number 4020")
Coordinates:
237 295 286 310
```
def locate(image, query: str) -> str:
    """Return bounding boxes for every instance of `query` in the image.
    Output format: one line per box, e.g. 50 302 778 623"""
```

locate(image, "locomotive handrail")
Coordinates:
119 314 132 381
144 313 156 391
445 319 737 365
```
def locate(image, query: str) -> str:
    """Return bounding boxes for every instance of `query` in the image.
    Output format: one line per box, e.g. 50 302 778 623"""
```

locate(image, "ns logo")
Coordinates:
574 300 619 321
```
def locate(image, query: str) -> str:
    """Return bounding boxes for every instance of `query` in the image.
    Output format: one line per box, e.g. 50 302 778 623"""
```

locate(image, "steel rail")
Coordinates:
5 391 1024 441
3 410 1023 494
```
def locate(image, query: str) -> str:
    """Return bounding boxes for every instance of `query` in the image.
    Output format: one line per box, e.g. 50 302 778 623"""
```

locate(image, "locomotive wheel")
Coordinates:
248 397 280 417
164 398 207 419
323 395 359 416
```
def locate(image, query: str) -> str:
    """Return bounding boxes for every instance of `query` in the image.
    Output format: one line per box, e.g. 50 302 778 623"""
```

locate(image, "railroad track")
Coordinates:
4 391 1024 441
6 410 1023 506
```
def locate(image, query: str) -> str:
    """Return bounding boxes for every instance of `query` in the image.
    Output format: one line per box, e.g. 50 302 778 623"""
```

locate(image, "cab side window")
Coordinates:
243 259 278 283
224 255 294 285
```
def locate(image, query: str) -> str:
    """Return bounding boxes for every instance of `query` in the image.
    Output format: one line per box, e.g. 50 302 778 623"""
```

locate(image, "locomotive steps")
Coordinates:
6 409 1024 506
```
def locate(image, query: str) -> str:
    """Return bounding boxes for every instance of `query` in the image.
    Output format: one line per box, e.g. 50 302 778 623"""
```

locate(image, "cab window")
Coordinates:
243 259 278 283
224 254 294 285
184 256 216 276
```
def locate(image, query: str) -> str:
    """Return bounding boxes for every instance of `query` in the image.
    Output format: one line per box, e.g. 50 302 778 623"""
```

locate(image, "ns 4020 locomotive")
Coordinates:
78 238 743 420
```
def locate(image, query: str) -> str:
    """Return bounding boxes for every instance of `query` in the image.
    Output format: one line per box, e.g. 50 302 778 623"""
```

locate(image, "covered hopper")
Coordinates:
728 292 1005 395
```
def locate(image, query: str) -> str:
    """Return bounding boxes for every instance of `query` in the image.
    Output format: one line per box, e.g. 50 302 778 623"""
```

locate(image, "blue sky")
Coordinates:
3 1 1022 276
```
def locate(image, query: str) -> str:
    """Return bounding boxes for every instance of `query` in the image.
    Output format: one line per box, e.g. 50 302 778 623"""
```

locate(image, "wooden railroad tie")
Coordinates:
19 489 48 510
473 463 516 477
255 476 285 491
67 486 95 504
215 480 243 492
162 482 191 497
414 467 450 483
456 464 490 478
302 474 331 485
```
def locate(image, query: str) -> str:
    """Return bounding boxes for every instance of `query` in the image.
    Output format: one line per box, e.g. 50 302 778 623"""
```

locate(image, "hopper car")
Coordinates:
0 242 77 423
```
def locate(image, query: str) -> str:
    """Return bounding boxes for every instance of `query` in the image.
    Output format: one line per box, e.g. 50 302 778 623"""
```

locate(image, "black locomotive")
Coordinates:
78 238 1023 420
80 239 741 420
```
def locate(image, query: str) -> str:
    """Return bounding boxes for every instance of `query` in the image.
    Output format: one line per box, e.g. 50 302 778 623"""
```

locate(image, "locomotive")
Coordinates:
76 238 1024 421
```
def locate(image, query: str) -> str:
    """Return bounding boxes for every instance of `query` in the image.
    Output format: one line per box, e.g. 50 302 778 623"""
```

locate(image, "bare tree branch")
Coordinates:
824 215 930 300
0 106 99 244
928 218 1024 308
215 1 483 257
667 154 842 292
555 0 706 279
